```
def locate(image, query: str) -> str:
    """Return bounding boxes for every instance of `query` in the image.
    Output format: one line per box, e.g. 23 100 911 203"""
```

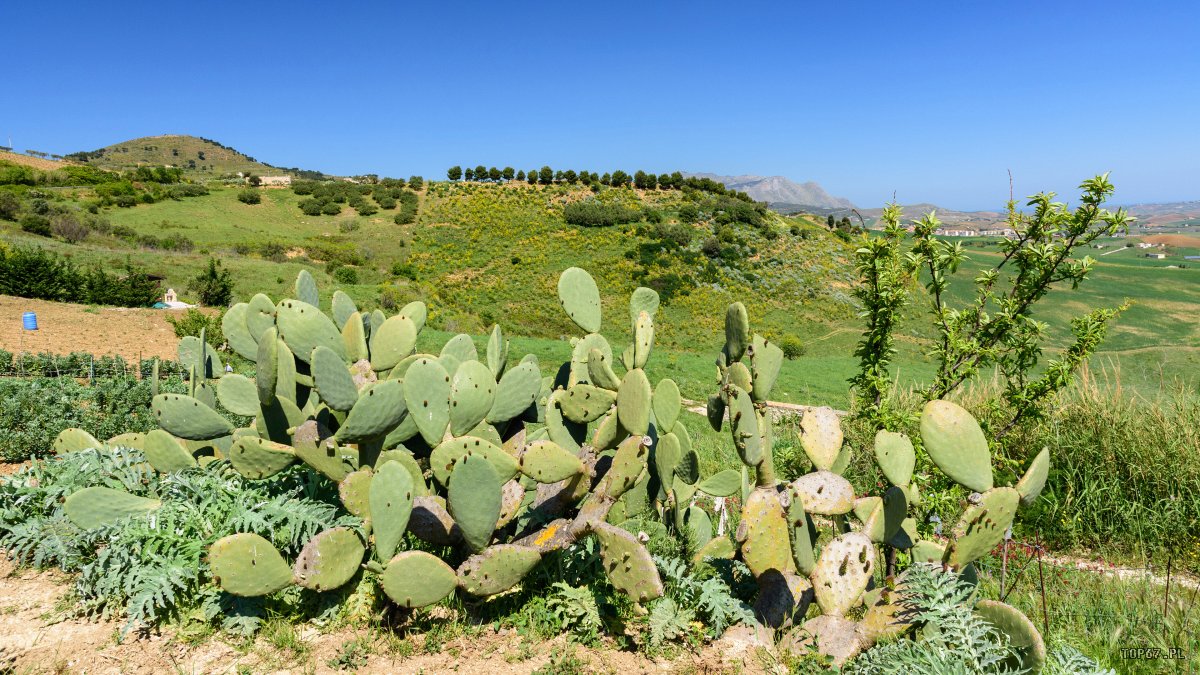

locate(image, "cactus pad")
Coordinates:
331 290 357 329
737 488 793 578
381 551 457 608
487 359 541 424
431 435 519 485
141 429 196 472
651 378 681 434
728 385 763 466
975 600 1046 672
873 430 916 487
592 521 664 602
368 461 414 561
246 293 276 339
402 357 451 445
557 266 602 333
449 360 497 435
920 400 994 493
457 544 542 596
811 532 875 616
616 368 652 436
748 335 784 402
293 527 365 591
209 533 294 597
697 469 741 497
52 428 104 454
519 440 585 483
723 302 750 362
229 436 295 479
338 468 373 519
790 471 855 515
153 394 235 440
276 298 346 364
294 269 319 308
1016 447 1050 506
448 455 503 552
216 374 261 417
587 347 622 391
560 384 617 424
861 485 908 544
335 380 408 442
597 435 650 499
947 487 1019 569
64 487 161 529
222 302 259 360
632 310 654 369
486 324 508 379
341 311 368 362
799 406 843 472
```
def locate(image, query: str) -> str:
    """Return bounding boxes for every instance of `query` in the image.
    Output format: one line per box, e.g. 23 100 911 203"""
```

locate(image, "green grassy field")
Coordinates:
3 180 1197 404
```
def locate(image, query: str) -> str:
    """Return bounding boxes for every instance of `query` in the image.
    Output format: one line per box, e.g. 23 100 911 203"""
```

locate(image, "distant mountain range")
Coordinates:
683 172 855 210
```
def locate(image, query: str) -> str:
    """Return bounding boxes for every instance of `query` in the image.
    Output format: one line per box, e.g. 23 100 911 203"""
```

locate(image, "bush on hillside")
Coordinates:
563 200 642 227
332 266 358 284
166 308 224 348
236 189 261 205
19 214 51 236
188 258 234 307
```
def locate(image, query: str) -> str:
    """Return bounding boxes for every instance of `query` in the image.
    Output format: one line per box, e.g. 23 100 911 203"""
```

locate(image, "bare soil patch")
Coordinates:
0 554 765 674
1140 233 1200 247
0 295 199 362
0 150 69 171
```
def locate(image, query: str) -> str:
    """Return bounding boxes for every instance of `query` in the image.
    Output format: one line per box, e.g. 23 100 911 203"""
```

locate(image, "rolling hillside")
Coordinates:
63 135 292 177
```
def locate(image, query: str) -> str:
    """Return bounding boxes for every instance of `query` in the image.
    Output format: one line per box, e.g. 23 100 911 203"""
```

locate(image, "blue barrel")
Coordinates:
22 311 38 331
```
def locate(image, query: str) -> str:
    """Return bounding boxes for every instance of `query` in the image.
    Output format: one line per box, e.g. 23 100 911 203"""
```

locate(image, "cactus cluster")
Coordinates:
59 268 702 611
699 303 1051 668
50 267 1051 670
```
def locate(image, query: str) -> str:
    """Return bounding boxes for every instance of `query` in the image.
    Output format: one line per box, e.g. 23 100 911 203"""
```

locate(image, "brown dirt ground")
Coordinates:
0 554 770 674
1140 233 1200 247
0 150 69 171
0 295 209 362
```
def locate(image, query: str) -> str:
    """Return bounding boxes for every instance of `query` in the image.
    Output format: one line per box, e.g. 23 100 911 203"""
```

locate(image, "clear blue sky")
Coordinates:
1 0 1197 210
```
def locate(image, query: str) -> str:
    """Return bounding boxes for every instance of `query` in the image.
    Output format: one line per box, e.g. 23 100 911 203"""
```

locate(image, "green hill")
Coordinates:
62 135 304 177
2 165 1196 405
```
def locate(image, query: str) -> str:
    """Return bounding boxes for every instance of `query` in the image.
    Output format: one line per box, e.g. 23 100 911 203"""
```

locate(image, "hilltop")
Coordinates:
62 135 317 178
0 149 70 171
684 172 854 210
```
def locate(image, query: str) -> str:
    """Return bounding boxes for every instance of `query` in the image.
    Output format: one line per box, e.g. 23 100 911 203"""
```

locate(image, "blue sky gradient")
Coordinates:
1 1 1196 209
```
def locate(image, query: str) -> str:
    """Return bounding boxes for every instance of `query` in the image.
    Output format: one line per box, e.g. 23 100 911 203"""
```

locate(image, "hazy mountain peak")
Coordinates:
684 172 855 209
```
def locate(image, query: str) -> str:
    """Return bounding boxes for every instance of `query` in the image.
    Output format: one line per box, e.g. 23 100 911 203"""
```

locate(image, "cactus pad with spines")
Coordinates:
811 532 875 617
294 269 319 307
449 360 497 435
369 461 414 561
723 302 750 362
331 290 357 329
141 429 197 473
448 455 503 552
311 345 359 411
229 436 295 479
557 266 602 333
381 551 457 608
1016 447 1050 506
52 428 104 454
519 440 584 483
216 373 261 417
748 334 784 402
920 400 994 493
790 471 855 515
861 485 908 544
946 487 1019 569
402 357 452 445
430 435 519 485
728 386 763 466
486 324 508 379
64 486 161 529
592 522 664 602
457 544 542 596
873 430 916 487
975 599 1047 672
616 368 652 436
651 378 681 434
697 469 741 497
276 298 346 364
587 348 622 391
798 407 843 472
153 393 235 440
209 533 294 597
338 468 373 519
737 488 793 577
334 380 408 443
293 527 366 591
487 359 541 424
222 302 259 360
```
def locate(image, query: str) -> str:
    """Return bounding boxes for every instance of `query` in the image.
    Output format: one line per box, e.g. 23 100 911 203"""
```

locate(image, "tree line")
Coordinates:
445 166 754 202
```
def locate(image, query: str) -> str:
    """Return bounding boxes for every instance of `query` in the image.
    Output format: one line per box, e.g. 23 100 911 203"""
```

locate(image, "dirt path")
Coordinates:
0 295 196 363
0 555 766 674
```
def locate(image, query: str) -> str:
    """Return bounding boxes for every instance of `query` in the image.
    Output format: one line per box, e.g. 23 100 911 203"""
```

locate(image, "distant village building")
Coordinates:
1137 242 1155 249
1145 252 1167 259
258 175 292 187
935 227 976 237
164 288 177 303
